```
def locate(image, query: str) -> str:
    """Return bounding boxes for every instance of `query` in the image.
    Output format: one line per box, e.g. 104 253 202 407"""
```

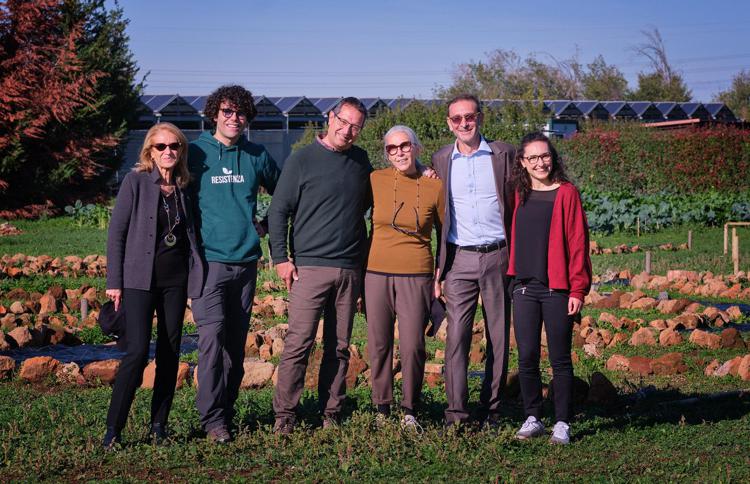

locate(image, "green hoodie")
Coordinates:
188 131 279 263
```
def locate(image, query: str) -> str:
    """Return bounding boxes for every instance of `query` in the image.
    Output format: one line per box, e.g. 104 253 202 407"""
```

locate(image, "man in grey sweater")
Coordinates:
268 97 372 433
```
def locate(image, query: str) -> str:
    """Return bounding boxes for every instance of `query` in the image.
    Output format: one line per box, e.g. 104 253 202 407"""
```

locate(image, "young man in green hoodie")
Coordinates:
188 85 280 443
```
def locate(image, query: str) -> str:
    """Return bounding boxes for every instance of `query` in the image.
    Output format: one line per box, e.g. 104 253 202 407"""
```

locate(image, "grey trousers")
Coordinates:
192 261 257 431
273 266 361 419
365 272 431 411
443 245 510 423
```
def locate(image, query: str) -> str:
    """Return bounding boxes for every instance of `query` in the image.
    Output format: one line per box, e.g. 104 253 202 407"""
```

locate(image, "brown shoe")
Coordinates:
322 413 341 429
273 417 295 435
206 425 232 444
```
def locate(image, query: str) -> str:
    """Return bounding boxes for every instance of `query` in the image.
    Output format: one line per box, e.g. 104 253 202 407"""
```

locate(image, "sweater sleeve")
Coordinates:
105 174 135 289
268 152 302 265
433 181 445 271
564 186 592 300
260 150 280 195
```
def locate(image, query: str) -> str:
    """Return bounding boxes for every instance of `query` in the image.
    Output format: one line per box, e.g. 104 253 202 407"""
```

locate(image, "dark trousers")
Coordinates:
273 266 361 419
364 272 431 412
192 261 257 431
106 286 186 430
512 279 573 423
443 245 510 423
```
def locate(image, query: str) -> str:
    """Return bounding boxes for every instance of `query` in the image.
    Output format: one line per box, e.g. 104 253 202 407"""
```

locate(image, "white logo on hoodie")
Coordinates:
211 167 245 184
222 167 232 174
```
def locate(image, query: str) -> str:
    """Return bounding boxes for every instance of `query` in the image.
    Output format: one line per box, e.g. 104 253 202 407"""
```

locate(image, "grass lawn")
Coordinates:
1 217 750 481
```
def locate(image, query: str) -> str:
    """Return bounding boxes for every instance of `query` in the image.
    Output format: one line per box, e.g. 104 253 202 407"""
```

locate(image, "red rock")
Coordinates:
591 291 623 309
671 313 702 330
579 326 594 339
425 362 444 374
346 346 368 388
720 284 742 299
651 352 687 375
738 355 750 381
649 319 668 330
0 356 16 379
259 344 272 361
587 372 618 405
667 270 700 282
598 312 619 328
9 301 25 314
272 337 285 356
618 293 635 309
81 287 97 303
20 356 60 382
629 327 657 346
0 332 9 351
0 314 16 331
683 302 702 313
424 373 443 388
715 356 743 377
704 359 720 376
580 315 596 328
679 282 697 295
725 306 743 322
659 328 683 347
720 328 745 349
619 269 633 280
55 362 84 385
83 359 120 385
583 343 601 358
630 297 658 310
175 362 190 389
606 354 630 372
607 332 629 348
469 343 485 364
240 358 275 388
304 348 323 389
38 293 57 315
689 329 721 349
630 272 650 289
656 299 691 314
7 326 32 348
646 275 669 290
628 356 654 376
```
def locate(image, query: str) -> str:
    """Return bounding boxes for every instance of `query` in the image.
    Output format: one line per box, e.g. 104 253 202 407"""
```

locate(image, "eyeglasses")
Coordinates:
385 141 413 156
152 142 181 152
334 113 363 134
448 112 480 125
523 152 552 164
220 108 248 119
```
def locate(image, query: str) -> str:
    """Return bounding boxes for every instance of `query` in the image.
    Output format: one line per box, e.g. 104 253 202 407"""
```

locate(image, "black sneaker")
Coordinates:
150 423 168 444
322 413 341 429
206 425 232 444
482 413 501 432
102 427 121 450
273 417 295 435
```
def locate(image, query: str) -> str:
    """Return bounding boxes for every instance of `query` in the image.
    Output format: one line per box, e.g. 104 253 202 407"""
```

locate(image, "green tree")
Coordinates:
581 55 630 100
716 70 750 121
629 27 691 101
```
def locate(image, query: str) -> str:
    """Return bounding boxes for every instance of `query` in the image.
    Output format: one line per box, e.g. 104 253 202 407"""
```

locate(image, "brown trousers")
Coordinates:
273 266 361 419
364 272 432 411
443 245 510 423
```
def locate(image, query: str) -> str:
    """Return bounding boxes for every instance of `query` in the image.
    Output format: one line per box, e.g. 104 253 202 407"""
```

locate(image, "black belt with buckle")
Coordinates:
456 240 506 253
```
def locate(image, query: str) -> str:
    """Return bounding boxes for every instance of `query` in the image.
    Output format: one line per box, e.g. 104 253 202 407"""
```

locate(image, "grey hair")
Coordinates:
383 125 422 157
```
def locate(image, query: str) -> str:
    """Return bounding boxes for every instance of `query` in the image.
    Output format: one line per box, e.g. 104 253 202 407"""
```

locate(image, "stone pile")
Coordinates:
0 253 107 278
589 241 688 256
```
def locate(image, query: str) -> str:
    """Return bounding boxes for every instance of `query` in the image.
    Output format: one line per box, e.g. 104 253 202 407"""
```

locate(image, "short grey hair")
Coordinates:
383 125 422 157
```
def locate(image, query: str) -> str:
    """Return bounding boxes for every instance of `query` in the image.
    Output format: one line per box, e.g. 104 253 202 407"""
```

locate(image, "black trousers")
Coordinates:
106 286 186 430
512 279 573 423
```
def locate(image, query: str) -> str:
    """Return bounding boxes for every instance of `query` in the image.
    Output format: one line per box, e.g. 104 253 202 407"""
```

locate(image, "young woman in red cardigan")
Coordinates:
507 132 592 445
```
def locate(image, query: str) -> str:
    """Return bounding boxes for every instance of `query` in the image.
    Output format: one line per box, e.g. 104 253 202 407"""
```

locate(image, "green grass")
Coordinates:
2 217 750 481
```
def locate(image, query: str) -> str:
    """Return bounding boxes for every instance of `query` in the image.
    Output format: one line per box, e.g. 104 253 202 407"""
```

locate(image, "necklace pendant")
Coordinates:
164 233 177 247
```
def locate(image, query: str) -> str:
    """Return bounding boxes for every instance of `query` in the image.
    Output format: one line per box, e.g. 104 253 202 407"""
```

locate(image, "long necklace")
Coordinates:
161 187 181 247
391 169 421 236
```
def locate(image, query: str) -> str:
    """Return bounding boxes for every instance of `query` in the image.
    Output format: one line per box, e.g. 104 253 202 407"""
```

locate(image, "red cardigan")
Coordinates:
507 182 592 301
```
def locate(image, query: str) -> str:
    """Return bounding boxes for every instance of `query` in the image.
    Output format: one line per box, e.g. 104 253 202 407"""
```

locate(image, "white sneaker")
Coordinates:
400 415 424 434
515 416 545 440
550 421 570 445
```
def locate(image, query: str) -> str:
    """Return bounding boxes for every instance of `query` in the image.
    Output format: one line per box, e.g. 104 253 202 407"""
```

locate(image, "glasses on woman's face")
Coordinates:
523 152 552 164
220 108 247 119
152 142 181 152
385 141 413 156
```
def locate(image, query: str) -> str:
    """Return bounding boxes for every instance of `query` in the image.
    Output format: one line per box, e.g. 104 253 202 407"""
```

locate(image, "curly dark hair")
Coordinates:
204 85 257 122
512 132 569 204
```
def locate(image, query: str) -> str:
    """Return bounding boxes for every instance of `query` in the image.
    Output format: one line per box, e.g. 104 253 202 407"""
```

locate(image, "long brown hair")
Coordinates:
135 123 190 189
512 132 569 204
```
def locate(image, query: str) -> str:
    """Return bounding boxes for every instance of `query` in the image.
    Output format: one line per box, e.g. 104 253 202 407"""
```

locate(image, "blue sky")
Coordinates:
114 0 750 102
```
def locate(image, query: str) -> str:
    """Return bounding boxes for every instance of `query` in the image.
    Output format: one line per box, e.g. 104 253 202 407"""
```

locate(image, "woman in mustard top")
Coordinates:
365 125 444 431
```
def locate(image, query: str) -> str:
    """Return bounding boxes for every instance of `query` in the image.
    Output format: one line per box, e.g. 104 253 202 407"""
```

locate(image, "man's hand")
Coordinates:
106 289 122 311
433 268 442 299
568 297 583 315
421 166 439 180
275 261 298 291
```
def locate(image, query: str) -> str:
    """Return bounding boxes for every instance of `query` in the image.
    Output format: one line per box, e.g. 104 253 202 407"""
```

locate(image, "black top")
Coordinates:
153 190 189 288
268 140 373 269
514 188 558 285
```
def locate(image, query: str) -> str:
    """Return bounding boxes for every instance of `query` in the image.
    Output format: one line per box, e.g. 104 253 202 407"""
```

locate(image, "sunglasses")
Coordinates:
448 112 480 125
152 142 181 152
385 141 413 156
220 108 248 119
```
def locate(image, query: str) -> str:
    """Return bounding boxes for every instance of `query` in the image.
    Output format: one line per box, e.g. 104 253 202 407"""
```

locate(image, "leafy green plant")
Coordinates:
63 200 111 229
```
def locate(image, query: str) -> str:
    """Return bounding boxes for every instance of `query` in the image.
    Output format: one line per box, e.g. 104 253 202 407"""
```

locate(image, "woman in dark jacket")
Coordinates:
103 122 204 448
507 132 591 445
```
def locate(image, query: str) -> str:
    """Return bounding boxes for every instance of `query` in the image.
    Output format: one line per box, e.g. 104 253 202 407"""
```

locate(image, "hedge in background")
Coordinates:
560 123 750 194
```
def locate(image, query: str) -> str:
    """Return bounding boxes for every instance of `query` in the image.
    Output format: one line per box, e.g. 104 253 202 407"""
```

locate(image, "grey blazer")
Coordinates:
106 169 205 298
431 138 516 279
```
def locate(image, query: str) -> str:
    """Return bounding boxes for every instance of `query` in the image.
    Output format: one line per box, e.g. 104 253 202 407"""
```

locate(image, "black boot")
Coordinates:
149 423 168 444
102 427 121 450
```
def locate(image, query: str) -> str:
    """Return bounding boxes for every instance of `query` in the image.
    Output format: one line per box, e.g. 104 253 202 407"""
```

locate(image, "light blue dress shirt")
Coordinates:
447 137 505 246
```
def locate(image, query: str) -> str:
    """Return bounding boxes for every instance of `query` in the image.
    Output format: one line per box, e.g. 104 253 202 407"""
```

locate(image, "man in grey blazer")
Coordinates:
431 94 515 428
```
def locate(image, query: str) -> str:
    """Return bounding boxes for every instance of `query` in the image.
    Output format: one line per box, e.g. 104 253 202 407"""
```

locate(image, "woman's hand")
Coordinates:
568 296 583 315
433 268 442 299
106 289 122 311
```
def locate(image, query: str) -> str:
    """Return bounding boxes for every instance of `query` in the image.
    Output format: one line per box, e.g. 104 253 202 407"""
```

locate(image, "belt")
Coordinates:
454 240 506 253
